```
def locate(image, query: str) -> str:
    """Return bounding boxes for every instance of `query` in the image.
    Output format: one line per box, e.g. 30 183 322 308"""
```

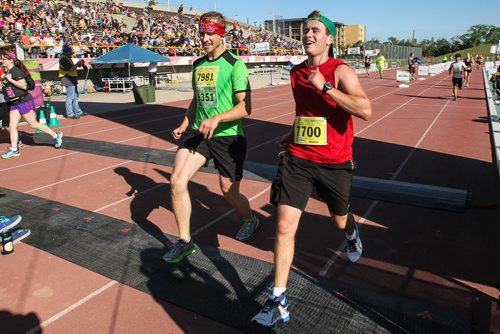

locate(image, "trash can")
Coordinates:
132 85 149 104
145 85 155 103
132 85 155 104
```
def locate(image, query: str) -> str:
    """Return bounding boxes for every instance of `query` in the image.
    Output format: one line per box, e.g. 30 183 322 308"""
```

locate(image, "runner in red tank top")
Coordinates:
253 10 372 329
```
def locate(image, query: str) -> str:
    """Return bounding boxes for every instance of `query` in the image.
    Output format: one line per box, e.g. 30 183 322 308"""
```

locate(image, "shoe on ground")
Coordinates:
54 132 63 149
252 294 290 328
2 148 20 159
69 115 80 119
235 215 259 241
11 228 31 243
80 112 89 116
346 222 362 262
0 215 22 233
162 239 196 263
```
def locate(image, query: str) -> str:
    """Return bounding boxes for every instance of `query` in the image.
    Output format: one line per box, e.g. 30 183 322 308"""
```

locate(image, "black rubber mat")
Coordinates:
1 187 471 333
33 134 470 212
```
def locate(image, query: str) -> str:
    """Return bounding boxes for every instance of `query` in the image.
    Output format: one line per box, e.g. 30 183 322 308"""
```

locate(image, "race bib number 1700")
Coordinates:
294 116 327 145
196 66 219 108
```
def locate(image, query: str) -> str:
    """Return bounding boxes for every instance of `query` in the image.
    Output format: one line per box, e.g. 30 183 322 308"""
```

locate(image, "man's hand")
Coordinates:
172 125 186 140
198 116 220 139
308 67 326 92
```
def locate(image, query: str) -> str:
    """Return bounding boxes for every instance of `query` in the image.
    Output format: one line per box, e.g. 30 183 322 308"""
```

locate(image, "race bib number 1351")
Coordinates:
196 66 218 108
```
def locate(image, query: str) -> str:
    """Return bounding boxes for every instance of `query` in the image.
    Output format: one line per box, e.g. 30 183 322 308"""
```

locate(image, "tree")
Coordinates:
387 36 399 45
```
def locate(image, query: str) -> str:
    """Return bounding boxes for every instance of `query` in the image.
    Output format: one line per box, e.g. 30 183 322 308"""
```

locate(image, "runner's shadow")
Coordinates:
0 310 41 333
114 167 170 245
153 168 263 303
140 247 269 333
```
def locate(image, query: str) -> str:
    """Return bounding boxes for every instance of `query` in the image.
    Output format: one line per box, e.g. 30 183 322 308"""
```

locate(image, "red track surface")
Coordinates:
1 68 499 333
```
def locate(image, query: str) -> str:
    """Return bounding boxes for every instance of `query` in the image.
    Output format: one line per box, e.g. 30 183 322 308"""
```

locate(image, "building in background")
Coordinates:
263 17 347 54
344 25 365 46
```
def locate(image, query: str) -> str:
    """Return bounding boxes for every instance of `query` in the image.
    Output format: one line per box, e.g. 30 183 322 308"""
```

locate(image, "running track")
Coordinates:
1 68 499 333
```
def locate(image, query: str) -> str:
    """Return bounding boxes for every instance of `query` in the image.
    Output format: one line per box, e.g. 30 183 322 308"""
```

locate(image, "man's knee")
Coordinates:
170 173 189 194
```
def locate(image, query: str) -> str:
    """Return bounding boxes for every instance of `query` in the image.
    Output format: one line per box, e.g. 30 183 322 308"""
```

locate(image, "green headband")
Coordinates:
305 15 336 36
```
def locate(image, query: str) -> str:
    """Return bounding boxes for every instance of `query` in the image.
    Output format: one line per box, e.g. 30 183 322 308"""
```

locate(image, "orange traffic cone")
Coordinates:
36 108 48 133
48 105 62 127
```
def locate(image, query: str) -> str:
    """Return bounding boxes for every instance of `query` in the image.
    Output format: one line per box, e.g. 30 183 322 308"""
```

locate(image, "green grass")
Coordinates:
432 44 498 63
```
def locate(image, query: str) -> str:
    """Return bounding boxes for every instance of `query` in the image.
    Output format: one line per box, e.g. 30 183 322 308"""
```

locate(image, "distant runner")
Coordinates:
463 53 473 87
376 51 385 79
448 53 466 101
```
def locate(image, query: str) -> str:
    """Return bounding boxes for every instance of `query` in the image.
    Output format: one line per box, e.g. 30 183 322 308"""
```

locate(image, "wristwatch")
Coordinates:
322 82 333 94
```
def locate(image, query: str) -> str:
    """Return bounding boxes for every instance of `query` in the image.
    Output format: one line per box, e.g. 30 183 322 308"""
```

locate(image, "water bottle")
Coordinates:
0 231 14 255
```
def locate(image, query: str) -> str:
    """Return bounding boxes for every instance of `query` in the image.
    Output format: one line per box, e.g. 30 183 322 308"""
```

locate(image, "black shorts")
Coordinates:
409 66 416 74
452 77 463 89
270 153 355 216
179 130 247 181
364 62 371 69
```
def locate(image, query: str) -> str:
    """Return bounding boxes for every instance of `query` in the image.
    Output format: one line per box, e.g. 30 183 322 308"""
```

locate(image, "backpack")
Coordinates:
25 76 35 91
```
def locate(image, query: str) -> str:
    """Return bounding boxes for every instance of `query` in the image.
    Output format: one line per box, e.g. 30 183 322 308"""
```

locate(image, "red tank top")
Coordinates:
288 58 353 164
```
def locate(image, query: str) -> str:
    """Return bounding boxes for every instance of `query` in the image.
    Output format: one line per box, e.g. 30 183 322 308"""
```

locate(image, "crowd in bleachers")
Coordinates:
0 0 304 59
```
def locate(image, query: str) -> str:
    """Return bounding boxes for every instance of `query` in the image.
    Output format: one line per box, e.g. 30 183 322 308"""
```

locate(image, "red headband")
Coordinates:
199 20 225 37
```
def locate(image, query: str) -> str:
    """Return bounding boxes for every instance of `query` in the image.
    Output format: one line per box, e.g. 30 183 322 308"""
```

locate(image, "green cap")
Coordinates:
305 15 336 36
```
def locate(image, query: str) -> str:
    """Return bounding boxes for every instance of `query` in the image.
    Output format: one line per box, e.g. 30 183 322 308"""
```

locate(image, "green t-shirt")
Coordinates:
191 50 251 137
376 55 385 68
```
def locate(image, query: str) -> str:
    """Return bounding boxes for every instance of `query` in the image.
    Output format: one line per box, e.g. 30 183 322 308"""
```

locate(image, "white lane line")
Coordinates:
25 161 131 194
25 280 117 334
93 183 167 213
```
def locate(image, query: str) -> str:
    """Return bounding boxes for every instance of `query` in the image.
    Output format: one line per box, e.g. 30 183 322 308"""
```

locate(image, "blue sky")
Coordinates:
152 0 499 41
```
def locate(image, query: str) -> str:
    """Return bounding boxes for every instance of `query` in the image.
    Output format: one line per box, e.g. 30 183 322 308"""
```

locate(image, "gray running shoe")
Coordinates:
235 215 259 241
252 294 290 328
162 239 196 263
346 222 362 262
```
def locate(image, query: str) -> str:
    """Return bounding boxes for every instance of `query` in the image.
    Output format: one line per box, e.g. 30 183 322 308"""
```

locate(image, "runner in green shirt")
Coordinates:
162 11 260 264
375 51 385 79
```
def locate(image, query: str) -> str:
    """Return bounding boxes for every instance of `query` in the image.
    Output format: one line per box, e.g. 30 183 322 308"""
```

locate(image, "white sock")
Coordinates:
346 229 356 241
272 287 286 297
52 133 58 139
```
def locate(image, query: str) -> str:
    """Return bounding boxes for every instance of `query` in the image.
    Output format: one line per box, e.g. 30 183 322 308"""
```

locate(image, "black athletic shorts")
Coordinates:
179 130 247 181
270 153 355 216
452 77 463 89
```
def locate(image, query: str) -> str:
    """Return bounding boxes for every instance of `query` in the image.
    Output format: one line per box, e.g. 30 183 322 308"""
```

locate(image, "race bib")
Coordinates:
294 116 327 145
196 66 218 108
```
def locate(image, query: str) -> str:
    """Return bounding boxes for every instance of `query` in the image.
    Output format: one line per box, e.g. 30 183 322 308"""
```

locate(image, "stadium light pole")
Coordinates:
213 0 217 11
